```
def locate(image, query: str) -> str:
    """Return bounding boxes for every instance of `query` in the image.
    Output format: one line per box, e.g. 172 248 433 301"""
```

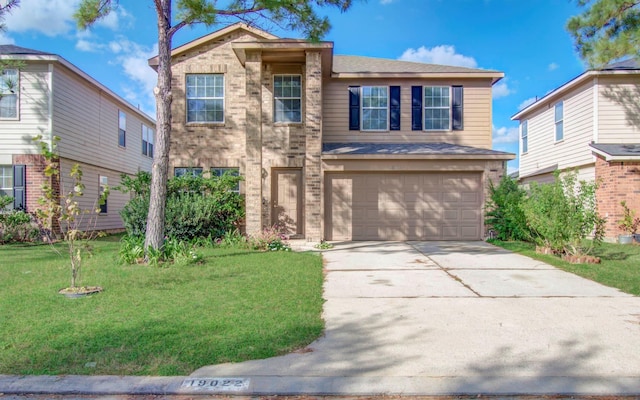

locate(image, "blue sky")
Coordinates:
0 0 589 173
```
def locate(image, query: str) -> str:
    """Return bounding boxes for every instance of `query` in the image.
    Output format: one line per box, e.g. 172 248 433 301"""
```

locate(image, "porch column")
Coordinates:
304 50 323 241
245 50 263 235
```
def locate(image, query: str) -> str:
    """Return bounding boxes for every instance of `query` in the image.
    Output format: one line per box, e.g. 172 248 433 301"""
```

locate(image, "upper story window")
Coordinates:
0 165 13 210
274 75 301 123
424 86 451 131
362 86 388 131
118 110 126 147
521 120 528 154
142 124 154 158
554 101 564 142
0 69 19 119
174 167 203 177
186 74 224 123
211 167 240 193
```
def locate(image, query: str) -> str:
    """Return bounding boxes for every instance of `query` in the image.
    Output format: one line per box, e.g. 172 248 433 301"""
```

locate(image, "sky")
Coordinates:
0 0 591 173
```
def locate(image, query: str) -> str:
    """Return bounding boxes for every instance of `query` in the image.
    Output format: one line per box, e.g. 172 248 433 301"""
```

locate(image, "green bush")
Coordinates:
485 176 531 241
119 172 244 242
0 208 40 244
522 171 605 256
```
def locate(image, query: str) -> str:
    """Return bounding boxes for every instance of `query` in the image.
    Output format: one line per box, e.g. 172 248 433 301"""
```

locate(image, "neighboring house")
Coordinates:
149 23 513 241
511 59 640 240
0 45 155 231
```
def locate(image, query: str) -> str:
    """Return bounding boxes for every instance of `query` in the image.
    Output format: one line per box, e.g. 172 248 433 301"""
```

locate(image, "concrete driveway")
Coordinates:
192 241 640 395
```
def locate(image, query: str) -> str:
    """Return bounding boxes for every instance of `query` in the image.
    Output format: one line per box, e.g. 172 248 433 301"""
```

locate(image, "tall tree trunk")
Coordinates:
145 0 173 252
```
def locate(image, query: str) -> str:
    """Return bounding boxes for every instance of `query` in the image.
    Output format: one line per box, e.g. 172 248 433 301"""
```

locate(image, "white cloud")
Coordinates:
380 0 397 4
4 0 80 36
399 45 478 68
492 125 519 144
4 0 127 37
548 62 559 71
75 39 104 52
492 79 512 99
518 96 537 110
112 39 158 117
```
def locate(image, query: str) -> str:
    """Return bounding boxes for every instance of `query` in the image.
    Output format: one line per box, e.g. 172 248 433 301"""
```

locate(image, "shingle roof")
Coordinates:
322 142 514 157
332 55 500 74
590 143 640 158
0 45 52 56
601 58 640 70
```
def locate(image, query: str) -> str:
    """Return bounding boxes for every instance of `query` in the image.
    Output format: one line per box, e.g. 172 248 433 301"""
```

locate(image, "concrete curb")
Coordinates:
2 374 640 396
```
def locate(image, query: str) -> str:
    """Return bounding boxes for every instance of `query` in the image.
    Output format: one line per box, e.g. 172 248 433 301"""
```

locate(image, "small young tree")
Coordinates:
34 136 109 294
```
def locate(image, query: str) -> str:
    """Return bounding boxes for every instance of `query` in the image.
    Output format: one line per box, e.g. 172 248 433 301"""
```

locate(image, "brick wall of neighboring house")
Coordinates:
595 155 640 239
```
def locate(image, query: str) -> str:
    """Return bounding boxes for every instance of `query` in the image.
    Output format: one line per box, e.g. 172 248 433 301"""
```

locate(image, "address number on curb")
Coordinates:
181 378 250 391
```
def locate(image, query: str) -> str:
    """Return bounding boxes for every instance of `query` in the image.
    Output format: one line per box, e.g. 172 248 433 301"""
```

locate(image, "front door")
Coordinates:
272 168 303 237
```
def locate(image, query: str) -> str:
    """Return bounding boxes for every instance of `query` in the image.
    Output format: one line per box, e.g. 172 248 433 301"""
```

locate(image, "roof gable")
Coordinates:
149 22 278 66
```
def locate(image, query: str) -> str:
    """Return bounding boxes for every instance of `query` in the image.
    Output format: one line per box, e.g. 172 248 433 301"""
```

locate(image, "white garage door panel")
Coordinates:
326 172 483 241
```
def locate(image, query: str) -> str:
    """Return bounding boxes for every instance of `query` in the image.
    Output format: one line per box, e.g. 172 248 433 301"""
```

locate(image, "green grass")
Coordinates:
490 240 640 296
0 236 324 376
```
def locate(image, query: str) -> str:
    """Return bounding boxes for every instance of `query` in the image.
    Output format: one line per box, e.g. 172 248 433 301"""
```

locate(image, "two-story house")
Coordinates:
0 45 155 231
511 59 640 240
149 23 513 241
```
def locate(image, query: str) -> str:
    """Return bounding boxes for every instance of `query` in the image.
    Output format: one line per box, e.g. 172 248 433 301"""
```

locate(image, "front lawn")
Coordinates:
0 237 324 375
490 240 640 296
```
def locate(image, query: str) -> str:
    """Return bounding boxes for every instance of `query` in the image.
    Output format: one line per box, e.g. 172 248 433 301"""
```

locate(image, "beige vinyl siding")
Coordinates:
52 64 153 175
597 76 640 142
519 80 595 179
322 78 493 148
0 63 50 159
60 158 131 231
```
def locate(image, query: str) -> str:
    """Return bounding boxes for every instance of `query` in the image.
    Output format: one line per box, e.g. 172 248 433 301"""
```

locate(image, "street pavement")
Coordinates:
1 241 639 396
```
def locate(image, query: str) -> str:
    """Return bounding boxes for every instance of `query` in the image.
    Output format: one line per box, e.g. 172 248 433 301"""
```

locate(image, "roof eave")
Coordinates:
322 153 515 160
231 41 333 66
331 71 504 82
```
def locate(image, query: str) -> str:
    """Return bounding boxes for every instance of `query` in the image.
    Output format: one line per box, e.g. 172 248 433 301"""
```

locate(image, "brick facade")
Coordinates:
12 153 58 213
595 155 640 238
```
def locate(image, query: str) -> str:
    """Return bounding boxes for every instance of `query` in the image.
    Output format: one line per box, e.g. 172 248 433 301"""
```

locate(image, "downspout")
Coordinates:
592 76 599 144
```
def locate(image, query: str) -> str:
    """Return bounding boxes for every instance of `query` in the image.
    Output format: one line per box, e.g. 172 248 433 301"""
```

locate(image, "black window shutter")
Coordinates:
348 86 360 130
390 86 401 131
452 85 463 131
13 164 26 211
411 86 422 130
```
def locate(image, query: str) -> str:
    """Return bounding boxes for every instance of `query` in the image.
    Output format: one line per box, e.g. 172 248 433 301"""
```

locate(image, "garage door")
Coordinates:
325 172 482 241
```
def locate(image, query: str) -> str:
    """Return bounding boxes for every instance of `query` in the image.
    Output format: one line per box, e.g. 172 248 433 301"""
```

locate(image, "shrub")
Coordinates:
119 234 203 266
522 171 605 256
0 209 40 244
617 201 640 234
484 176 531 241
119 172 244 242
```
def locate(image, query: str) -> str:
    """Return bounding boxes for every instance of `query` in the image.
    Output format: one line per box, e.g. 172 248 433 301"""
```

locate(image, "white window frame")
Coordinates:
424 86 451 131
361 86 389 131
211 167 240 193
186 74 225 123
0 165 13 210
0 68 19 120
142 124 154 158
521 120 528 154
118 110 126 147
273 75 302 123
554 101 564 142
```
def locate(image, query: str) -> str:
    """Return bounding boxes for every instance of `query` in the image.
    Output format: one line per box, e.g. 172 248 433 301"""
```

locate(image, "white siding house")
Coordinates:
511 59 640 240
0 45 155 231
